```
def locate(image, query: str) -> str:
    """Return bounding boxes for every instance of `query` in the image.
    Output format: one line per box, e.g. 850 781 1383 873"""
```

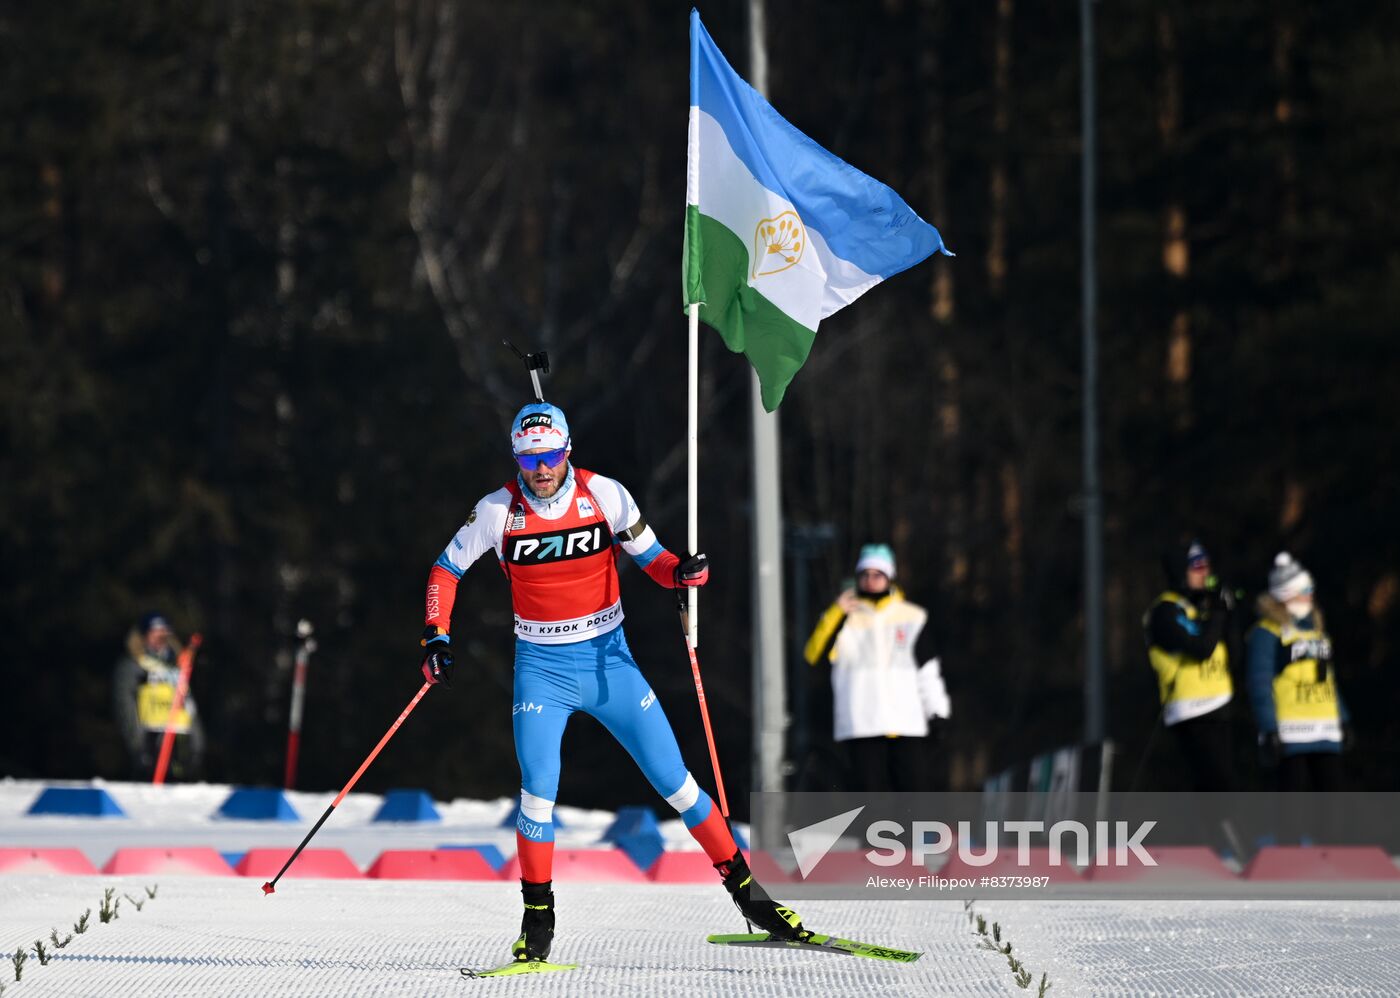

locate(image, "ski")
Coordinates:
708 932 922 963
459 959 578 978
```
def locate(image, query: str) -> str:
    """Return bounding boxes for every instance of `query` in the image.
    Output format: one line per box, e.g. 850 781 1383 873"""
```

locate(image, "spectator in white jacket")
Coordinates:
803 544 949 792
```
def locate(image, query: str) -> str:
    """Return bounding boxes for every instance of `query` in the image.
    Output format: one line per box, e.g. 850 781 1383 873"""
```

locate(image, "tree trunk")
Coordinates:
987 0 1012 295
1157 9 1192 430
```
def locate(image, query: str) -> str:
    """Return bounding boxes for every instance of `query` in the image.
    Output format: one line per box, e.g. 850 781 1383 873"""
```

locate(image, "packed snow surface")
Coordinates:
2 780 1398 995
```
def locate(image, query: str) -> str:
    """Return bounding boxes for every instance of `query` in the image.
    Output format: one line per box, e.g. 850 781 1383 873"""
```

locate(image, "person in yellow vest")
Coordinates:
1142 539 1236 790
112 612 206 781
803 544 948 792
1247 552 1349 792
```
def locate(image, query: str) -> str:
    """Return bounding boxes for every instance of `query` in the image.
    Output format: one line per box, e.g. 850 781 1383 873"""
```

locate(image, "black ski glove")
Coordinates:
420 626 454 688
675 552 710 589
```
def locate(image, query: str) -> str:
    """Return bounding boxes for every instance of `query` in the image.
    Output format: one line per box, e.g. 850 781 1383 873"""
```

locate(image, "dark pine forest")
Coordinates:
3 1 1398 809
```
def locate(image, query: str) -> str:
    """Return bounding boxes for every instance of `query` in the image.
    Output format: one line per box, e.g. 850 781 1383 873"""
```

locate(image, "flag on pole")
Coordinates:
684 10 951 412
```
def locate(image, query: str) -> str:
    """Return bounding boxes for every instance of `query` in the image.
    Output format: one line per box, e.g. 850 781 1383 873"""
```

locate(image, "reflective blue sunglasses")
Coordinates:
514 446 569 472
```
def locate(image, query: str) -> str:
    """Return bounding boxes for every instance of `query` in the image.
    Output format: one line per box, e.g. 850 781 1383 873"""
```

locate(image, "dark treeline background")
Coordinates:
3 1 1398 811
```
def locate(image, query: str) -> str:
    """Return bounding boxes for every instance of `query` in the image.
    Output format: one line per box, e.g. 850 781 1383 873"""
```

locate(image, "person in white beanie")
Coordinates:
1245 552 1350 792
802 543 949 792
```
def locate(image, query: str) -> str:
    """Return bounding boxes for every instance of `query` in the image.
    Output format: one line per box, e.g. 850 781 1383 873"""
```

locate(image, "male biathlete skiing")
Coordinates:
420 401 806 965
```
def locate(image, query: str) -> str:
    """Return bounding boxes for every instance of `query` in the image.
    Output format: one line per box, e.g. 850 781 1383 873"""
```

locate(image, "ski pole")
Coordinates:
283 620 317 790
677 592 730 817
262 680 433 895
1128 703 1167 792
152 634 202 786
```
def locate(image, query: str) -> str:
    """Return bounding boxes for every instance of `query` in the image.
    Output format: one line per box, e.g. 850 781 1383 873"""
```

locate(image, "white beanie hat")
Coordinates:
1268 552 1314 603
855 543 896 580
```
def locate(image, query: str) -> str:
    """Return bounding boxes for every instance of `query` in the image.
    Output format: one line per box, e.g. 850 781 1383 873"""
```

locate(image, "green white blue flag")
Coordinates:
684 9 951 411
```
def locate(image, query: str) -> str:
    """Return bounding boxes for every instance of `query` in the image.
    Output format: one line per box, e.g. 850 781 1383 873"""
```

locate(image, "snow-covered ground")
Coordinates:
0 877 985 997
2 779 1399 996
991 899 1400 997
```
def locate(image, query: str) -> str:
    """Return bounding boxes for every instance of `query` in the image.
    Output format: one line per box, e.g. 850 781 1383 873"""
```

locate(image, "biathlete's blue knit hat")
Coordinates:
510 402 570 454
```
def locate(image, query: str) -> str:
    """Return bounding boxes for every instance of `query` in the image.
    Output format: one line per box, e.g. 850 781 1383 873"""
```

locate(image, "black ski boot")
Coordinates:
717 850 809 940
511 880 555 962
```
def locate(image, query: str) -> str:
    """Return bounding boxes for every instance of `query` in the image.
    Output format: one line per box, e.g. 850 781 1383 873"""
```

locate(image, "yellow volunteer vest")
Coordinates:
134 658 192 734
1257 618 1340 744
1145 591 1232 725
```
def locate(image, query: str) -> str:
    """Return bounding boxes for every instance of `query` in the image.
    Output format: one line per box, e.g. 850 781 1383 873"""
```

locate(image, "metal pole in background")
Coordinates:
748 0 788 797
283 620 317 790
1080 0 1106 745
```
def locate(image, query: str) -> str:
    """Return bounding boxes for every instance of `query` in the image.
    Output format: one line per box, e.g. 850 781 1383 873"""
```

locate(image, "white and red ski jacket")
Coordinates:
425 466 681 645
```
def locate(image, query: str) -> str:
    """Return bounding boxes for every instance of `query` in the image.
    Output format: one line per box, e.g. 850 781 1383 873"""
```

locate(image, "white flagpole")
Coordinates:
686 11 701 648
687 302 699 647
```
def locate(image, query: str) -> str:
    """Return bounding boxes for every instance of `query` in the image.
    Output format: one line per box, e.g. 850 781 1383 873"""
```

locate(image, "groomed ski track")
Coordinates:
4 877 1400 996
3 781 1399 994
